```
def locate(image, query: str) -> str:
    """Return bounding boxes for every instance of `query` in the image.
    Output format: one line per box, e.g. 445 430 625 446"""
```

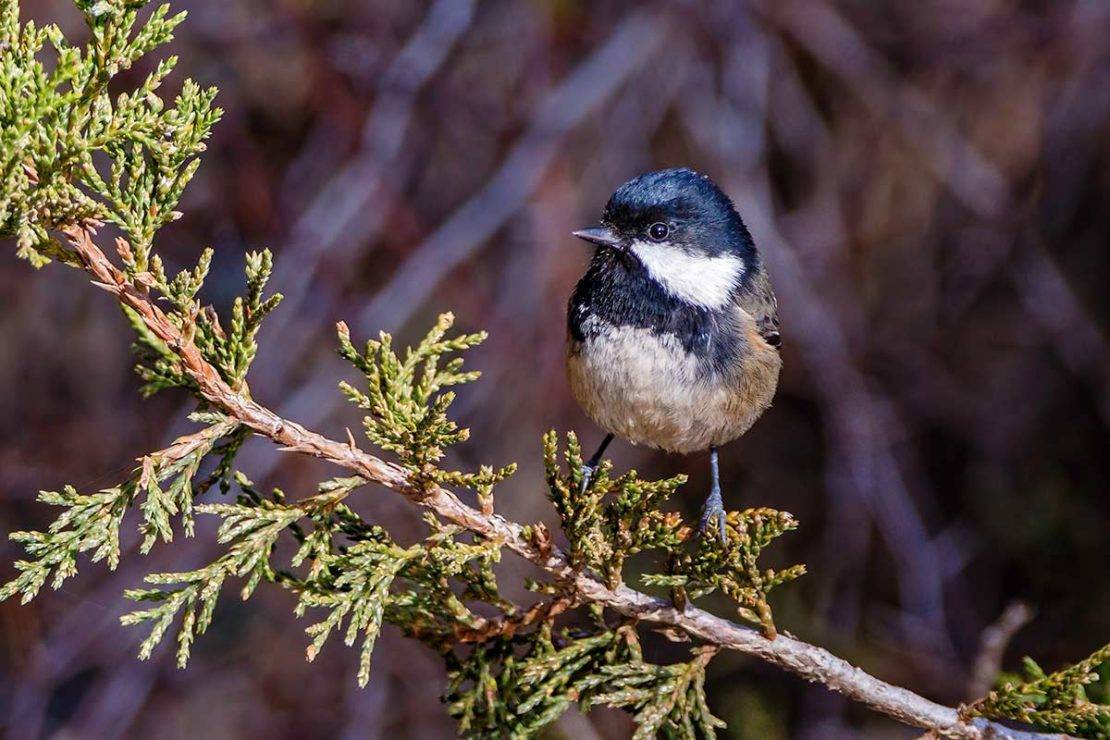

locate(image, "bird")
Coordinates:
565 168 781 543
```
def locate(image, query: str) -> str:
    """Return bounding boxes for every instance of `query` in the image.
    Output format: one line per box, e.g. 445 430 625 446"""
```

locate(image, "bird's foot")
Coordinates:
698 489 728 545
578 434 613 497
579 463 597 495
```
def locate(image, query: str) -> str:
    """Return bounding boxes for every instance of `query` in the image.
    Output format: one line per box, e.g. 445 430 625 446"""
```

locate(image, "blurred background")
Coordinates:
2 0 1108 737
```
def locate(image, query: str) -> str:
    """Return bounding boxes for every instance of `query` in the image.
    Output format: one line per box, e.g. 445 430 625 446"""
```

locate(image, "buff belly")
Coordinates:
566 323 780 454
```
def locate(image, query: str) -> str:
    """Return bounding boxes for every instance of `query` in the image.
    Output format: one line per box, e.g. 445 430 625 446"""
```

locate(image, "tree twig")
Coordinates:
58 223 1057 740
967 602 1036 701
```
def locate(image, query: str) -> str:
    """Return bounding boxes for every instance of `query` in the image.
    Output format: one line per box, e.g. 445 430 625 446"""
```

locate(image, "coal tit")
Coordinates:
566 168 781 542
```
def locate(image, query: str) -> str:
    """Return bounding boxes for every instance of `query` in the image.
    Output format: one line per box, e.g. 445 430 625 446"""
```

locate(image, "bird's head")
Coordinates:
573 168 756 310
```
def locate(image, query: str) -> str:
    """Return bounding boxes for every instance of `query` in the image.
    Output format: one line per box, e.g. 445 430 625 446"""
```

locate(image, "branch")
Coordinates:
58 223 1056 740
410 595 578 646
968 602 1036 701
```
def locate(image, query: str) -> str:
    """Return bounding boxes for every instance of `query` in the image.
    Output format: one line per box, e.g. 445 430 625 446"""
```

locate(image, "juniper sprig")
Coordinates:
545 430 689 586
545 431 803 637
580 647 726 739
0 414 238 604
128 248 283 395
1 0 219 268
965 644 1110 738
294 511 509 687
643 509 806 638
445 621 725 739
120 471 347 668
337 314 515 495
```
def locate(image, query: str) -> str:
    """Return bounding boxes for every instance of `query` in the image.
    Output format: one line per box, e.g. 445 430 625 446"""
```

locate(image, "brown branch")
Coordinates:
404 595 578 648
144 418 240 471
57 223 1058 740
457 595 577 644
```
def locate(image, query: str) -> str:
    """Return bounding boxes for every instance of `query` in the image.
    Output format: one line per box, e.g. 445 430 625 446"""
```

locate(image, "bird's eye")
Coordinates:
648 222 669 241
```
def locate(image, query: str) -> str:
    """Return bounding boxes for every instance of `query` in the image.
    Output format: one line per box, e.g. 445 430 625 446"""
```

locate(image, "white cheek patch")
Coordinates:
629 239 744 309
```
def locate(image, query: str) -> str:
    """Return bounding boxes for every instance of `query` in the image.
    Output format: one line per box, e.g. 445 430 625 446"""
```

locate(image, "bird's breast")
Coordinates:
566 316 779 454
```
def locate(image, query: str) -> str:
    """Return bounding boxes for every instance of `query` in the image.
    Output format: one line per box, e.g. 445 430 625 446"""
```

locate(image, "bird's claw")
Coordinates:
698 490 728 546
579 463 596 495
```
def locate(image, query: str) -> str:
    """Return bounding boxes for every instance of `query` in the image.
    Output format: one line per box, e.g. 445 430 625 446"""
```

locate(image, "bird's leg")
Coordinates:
579 433 614 495
698 446 728 545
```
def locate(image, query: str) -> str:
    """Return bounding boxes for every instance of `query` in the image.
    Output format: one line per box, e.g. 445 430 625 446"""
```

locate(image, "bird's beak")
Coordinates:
572 225 622 250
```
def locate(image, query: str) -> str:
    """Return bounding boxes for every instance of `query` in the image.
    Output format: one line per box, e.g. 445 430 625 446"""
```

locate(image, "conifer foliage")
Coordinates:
964 646 1110 738
2 2 1107 738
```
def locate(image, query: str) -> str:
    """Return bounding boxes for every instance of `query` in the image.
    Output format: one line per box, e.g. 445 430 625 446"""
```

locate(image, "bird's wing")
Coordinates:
736 268 781 349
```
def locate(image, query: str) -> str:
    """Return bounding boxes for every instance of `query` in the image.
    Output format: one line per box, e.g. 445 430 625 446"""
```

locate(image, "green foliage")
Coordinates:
445 622 724 738
645 509 806 638
383 516 512 648
299 536 402 687
0 0 280 398
580 649 725 739
297 514 503 687
2 486 131 602
546 432 803 637
1 0 280 392
337 312 515 504
121 553 238 668
967 644 1110 738
119 463 509 687
120 472 331 667
130 248 283 394
136 417 236 551
0 0 219 267
545 430 689 586
1090 662 1110 707
0 414 238 604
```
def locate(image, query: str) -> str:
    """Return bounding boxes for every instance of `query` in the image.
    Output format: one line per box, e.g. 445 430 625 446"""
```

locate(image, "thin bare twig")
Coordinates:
54 223 1058 739
968 602 1036 701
